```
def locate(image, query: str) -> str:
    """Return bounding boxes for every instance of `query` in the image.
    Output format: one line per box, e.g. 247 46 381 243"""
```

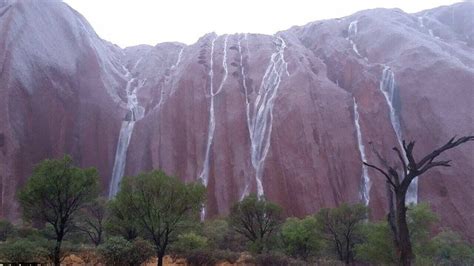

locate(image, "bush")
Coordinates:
98 236 154 265
173 232 208 253
0 239 49 263
252 252 292 266
203 218 247 251
281 216 323 260
0 220 14 241
355 221 397 264
430 230 474 265
181 250 240 266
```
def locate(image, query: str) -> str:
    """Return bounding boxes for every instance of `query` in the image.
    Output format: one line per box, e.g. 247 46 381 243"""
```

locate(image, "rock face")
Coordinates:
0 1 473 239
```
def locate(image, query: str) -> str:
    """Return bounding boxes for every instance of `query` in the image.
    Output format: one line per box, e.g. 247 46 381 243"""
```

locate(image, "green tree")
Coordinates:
105 197 140 240
315 203 368 264
77 197 107 246
364 136 474 265
228 195 283 254
18 155 99 266
113 170 206 266
202 218 246 251
280 216 323 261
356 203 438 265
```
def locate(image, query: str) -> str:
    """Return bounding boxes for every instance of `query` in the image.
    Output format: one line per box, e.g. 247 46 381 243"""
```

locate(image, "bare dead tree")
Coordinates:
364 136 474 266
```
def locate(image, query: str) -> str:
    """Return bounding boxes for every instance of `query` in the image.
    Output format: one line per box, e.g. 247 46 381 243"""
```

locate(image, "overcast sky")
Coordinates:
64 0 463 48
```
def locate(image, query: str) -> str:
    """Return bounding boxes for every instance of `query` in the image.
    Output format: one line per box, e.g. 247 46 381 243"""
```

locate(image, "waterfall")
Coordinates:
353 98 371 206
379 66 418 204
246 36 289 198
238 34 252 200
171 47 184 71
347 20 363 58
199 35 229 219
418 15 437 38
108 70 145 198
159 46 185 108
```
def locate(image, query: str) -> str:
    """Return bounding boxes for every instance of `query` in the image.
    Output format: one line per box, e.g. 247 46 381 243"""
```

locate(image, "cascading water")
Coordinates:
247 36 289 198
199 35 229 219
108 69 145 198
347 20 363 58
158 47 185 108
238 34 252 200
379 66 418 205
353 98 371 206
418 16 436 38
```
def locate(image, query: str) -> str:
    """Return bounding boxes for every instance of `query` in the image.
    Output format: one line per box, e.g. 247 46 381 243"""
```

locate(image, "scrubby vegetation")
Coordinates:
0 154 473 265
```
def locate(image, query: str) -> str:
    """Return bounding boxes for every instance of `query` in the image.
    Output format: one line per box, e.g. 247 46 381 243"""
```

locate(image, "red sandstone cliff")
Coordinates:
0 1 472 239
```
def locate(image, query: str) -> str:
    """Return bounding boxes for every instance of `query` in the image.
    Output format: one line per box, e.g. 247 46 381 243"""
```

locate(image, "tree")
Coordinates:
280 216 323 261
202 218 247 251
355 203 437 265
105 198 140 241
18 155 99 266
77 197 107 246
113 170 206 266
315 203 368 264
364 136 474 265
228 195 283 254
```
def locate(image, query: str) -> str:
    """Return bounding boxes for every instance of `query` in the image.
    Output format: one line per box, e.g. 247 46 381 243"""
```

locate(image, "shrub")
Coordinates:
0 239 49 263
281 216 323 260
98 236 154 265
0 220 14 241
173 232 208 253
180 250 240 266
355 221 397 264
430 230 474 265
253 252 291 266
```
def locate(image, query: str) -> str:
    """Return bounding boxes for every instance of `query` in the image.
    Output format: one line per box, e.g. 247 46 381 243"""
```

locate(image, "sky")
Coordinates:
64 0 463 48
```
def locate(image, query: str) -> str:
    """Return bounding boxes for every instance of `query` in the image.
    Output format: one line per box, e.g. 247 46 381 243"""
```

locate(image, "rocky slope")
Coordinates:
0 0 473 239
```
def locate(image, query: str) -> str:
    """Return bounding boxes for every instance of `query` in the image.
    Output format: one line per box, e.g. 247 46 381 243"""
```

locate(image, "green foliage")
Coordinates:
407 203 438 242
112 170 206 264
0 238 49 263
421 230 474 265
315 203 368 264
98 236 154 266
202 218 247 251
228 194 283 254
173 232 209 253
280 216 324 260
0 219 15 241
105 197 140 240
355 221 397 264
18 155 99 225
17 155 99 265
98 236 132 265
77 197 107 246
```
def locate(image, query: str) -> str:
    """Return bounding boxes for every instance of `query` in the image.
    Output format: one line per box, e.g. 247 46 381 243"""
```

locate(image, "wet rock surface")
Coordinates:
0 1 473 240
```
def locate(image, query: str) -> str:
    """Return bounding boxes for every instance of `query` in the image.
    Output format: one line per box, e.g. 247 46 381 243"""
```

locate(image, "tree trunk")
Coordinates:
157 253 164 266
396 193 413 266
53 239 62 266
